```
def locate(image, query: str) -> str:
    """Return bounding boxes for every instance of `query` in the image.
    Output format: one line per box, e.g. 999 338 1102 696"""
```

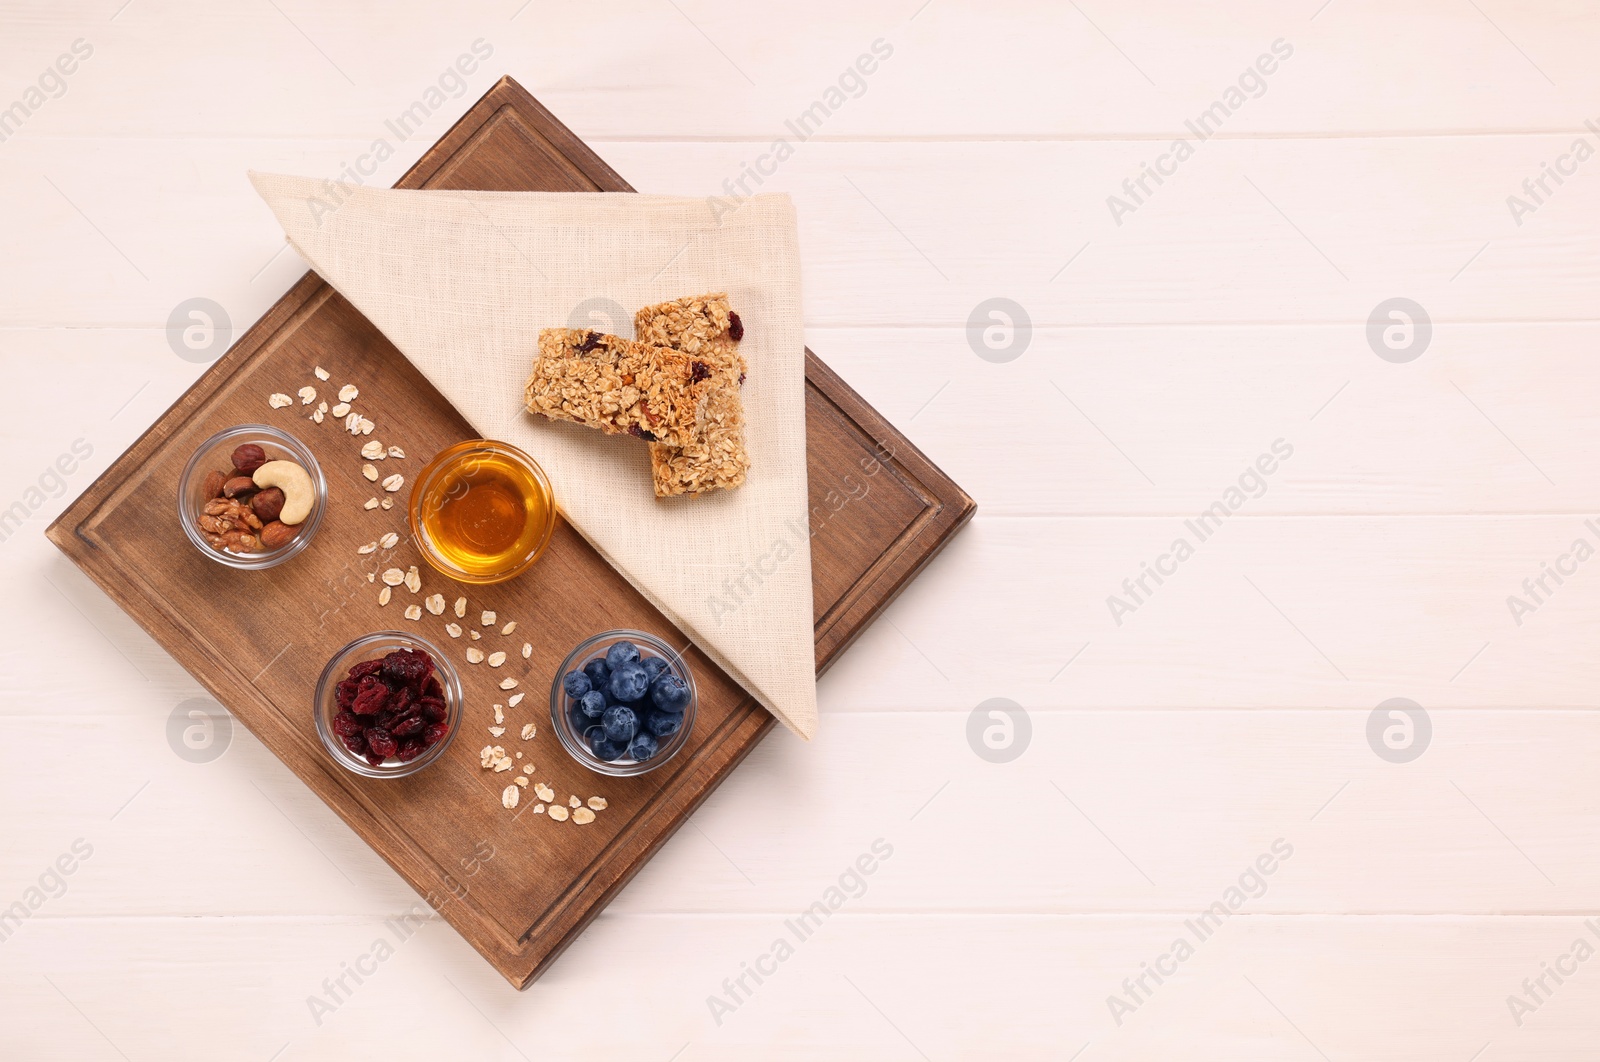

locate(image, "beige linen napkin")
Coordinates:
250 173 817 739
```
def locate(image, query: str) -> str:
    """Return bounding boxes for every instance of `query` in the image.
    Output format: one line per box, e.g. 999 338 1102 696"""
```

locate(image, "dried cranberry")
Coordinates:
351 676 389 715
422 723 450 747
419 696 447 724
627 425 658 442
424 676 443 699
340 731 368 756
728 311 744 342
373 709 397 730
389 686 414 714
380 648 433 690
576 331 604 352
689 360 711 383
395 738 425 762
391 716 425 738
334 679 359 711
331 710 364 738
347 659 384 680
364 751 387 767
365 728 398 759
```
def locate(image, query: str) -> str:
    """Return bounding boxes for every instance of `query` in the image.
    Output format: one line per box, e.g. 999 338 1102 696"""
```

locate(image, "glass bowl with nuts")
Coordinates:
178 424 326 569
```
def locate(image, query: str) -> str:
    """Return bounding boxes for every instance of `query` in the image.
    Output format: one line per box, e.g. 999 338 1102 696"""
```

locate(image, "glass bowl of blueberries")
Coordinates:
549 629 696 777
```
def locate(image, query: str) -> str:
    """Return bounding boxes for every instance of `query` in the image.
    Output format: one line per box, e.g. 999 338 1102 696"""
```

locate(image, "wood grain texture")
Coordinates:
43 77 973 989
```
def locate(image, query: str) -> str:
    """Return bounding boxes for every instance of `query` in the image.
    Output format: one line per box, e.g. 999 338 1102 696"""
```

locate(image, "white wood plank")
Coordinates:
0 913 1593 1059
5 0 1600 138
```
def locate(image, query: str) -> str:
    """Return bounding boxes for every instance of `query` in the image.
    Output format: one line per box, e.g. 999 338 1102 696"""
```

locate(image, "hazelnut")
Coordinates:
222 476 258 499
250 486 286 523
231 443 268 474
259 521 300 550
200 469 228 499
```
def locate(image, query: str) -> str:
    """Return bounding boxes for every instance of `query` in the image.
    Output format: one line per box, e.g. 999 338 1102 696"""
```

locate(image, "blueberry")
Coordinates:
605 640 641 670
645 709 682 739
582 657 610 688
608 660 649 703
577 690 607 719
562 670 591 699
640 655 670 682
602 704 637 742
628 732 659 762
588 728 626 761
650 673 690 713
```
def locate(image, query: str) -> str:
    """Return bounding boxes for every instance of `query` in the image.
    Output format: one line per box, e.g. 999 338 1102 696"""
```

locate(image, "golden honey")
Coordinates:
410 441 555 584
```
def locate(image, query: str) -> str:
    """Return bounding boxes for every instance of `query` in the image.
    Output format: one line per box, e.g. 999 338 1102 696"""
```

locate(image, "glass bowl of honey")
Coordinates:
408 439 556 584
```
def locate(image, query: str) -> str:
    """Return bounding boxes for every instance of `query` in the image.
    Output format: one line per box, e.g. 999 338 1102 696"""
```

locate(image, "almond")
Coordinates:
259 521 299 550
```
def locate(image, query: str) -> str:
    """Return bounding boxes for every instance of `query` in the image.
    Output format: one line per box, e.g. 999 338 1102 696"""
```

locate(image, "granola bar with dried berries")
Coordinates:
523 329 713 447
633 293 749 497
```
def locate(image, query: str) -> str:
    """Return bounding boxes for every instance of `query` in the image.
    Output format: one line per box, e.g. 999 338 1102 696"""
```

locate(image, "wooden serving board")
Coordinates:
45 77 974 989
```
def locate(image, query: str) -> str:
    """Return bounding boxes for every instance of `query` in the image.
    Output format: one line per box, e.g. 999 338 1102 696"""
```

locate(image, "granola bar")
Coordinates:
633 293 750 498
523 329 713 447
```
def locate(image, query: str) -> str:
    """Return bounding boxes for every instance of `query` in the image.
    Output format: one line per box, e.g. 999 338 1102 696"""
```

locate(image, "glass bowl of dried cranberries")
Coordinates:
314 633 462 779
178 423 326 570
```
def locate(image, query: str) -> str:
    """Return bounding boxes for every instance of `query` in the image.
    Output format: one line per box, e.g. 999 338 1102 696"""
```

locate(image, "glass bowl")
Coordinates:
178 424 326 570
408 439 557 585
549 629 697 777
313 631 463 779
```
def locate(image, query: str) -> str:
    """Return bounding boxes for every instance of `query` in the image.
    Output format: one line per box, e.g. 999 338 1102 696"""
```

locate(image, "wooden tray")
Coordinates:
46 77 974 989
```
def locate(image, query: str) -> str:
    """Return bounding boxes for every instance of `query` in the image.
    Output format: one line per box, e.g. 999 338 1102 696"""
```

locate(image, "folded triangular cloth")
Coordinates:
250 173 816 739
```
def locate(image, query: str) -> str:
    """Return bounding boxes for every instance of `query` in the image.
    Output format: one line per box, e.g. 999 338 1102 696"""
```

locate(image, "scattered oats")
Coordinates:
515 752 523 759
381 568 405 586
314 366 330 381
488 726 505 737
311 408 325 424
508 693 524 708
572 807 595 825
494 758 514 773
534 783 554 802
522 764 535 775
520 723 535 740
548 805 569 822
425 593 445 616
515 776 528 787
357 541 378 555
493 704 504 725
587 796 608 810
499 678 518 690
358 417 375 436
469 630 481 641
445 622 462 638
366 572 375 583
361 440 386 460
501 785 519 809
404 567 421 594
298 386 317 405
332 402 351 418
532 804 545 815
345 412 361 433
338 384 359 402
380 498 393 510
466 647 485 664
362 463 379 482
382 473 404 493
487 651 506 668
388 445 406 459
378 586 391 606
501 621 517 635
404 604 422 621
269 393 293 409
379 532 399 550
567 795 581 809
453 596 467 618
364 497 380 510
481 610 497 627
521 642 532 660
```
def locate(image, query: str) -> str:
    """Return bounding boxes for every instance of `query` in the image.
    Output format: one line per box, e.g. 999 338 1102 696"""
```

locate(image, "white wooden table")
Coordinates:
3 1 1597 1057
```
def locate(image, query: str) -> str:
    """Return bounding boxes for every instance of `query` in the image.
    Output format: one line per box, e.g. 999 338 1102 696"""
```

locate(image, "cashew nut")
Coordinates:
251 460 315 525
